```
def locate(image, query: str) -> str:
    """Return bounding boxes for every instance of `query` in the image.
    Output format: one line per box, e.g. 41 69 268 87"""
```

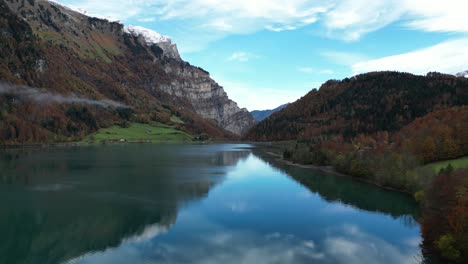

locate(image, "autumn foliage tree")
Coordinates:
422 168 468 263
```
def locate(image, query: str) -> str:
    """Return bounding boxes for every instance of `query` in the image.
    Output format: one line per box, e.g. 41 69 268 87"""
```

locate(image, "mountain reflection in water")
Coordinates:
0 144 421 264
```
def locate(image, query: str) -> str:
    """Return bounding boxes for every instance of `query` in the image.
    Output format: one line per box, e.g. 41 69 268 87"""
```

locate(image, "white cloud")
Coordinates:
322 0 405 41
266 25 298 32
56 0 468 74
321 0 468 41
323 225 420 264
137 17 156 23
206 19 234 32
123 223 168 243
352 38 468 75
402 0 468 33
227 52 257 62
152 0 328 32
57 0 468 48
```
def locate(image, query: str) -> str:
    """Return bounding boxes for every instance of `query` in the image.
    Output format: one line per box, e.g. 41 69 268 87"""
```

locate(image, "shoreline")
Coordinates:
0 141 425 196
0 140 245 150
1 142 81 149
263 150 414 196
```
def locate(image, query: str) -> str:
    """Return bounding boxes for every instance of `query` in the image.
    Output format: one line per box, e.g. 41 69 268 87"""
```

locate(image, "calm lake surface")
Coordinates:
0 144 422 264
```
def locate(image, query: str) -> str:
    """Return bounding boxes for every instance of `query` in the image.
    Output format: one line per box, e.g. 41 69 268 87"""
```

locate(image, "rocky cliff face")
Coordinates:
1 0 255 136
121 25 255 135
159 62 255 135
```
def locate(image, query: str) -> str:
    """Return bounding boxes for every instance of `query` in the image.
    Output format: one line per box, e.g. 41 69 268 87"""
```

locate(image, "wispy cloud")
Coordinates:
227 52 257 62
57 0 468 50
322 0 405 41
206 19 234 32
352 38 468 75
137 17 156 23
322 0 468 41
403 0 468 33
266 25 298 32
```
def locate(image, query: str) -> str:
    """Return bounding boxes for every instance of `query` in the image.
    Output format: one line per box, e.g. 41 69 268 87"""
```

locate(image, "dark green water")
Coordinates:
0 144 421 264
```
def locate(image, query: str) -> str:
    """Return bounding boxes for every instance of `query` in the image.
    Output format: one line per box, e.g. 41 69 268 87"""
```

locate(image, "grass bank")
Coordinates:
82 123 193 144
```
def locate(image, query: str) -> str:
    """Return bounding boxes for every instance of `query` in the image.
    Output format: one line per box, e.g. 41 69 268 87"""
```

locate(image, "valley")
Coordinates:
0 1 467 264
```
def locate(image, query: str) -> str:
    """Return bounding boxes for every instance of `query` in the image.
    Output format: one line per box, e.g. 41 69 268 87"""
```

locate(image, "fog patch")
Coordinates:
0 82 129 108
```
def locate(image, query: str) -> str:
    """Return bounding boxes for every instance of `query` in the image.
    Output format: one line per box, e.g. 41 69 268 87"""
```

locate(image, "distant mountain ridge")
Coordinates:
250 103 289 122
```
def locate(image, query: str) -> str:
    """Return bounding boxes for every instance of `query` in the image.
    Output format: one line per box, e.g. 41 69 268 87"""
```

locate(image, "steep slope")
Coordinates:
0 0 254 144
246 71 468 141
251 103 288 122
395 107 468 163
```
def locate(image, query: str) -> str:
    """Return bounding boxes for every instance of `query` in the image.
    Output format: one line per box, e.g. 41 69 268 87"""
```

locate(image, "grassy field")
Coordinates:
83 123 193 143
425 156 468 173
170 115 185 124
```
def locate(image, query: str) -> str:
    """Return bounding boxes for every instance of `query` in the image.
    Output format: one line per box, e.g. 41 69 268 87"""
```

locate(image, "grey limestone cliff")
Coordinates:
159 62 256 135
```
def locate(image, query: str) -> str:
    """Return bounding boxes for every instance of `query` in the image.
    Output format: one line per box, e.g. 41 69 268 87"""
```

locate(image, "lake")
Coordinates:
0 144 422 264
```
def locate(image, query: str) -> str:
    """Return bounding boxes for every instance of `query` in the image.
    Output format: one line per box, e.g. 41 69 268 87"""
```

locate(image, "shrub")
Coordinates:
436 234 461 261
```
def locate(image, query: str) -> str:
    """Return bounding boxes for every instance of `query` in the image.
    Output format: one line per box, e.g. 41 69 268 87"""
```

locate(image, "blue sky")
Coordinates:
55 0 468 110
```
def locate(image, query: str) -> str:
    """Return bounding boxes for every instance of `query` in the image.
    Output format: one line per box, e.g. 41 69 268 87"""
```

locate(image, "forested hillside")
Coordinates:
0 0 254 145
246 71 468 263
246 71 467 141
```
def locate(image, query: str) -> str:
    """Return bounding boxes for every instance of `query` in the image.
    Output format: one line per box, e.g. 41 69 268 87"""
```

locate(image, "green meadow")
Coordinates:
83 123 193 143
425 156 468 173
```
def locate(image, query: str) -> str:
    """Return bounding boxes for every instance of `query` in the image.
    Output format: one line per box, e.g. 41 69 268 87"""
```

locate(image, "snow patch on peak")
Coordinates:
124 25 181 60
124 25 172 45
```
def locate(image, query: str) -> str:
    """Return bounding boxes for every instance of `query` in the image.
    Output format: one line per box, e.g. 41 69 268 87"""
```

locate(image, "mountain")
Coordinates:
250 103 289 122
456 70 468 78
123 25 181 60
245 71 468 141
0 0 255 144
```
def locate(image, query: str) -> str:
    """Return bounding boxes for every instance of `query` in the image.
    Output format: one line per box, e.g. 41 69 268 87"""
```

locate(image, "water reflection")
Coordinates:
252 149 420 225
0 145 422 264
0 144 250 264
67 224 419 264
